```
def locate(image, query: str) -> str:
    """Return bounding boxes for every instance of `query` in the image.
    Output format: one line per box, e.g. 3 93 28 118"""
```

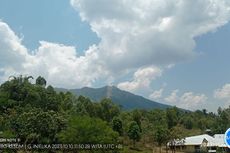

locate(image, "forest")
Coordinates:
0 75 230 153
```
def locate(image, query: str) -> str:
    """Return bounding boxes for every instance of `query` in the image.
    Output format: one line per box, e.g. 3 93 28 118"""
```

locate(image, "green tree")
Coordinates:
112 117 123 136
132 109 142 132
128 121 141 148
168 125 186 153
74 95 95 116
58 116 119 144
154 125 169 153
15 108 66 144
214 107 230 133
98 98 120 122
181 116 193 129
36 76 47 87
166 107 180 129
59 91 74 112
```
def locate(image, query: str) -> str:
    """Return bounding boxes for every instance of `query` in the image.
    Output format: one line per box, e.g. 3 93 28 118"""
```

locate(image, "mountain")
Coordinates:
56 86 171 110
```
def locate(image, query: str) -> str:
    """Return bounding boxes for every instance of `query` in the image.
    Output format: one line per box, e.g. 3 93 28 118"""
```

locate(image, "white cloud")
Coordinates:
164 89 179 103
149 88 164 100
71 0 230 71
25 42 107 88
180 92 207 109
117 66 162 92
0 22 28 68
164 90 207 110
214 84 230 104
0 21 31 81
2 0 230 89
0 21 108 88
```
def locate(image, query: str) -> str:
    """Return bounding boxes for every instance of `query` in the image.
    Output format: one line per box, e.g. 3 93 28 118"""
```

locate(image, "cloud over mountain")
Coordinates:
117 66 162 92
1 0 230 90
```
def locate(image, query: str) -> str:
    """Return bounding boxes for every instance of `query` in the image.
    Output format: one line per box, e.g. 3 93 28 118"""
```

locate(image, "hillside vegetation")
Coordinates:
59 86 171 110
0 76 230 153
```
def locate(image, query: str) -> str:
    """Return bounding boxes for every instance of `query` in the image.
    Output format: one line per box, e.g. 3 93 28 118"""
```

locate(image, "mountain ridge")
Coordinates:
56 86 172 110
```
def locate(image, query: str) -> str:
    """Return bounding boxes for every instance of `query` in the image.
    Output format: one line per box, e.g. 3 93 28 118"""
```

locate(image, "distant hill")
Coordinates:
56 86 172 110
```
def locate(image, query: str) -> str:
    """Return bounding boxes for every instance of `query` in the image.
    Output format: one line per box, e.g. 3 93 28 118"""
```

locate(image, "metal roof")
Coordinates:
183 134 214 146
207 134 227 147
171 134 227 147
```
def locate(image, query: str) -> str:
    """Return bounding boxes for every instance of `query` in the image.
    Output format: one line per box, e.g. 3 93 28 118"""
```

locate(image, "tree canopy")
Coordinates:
0 75 229 153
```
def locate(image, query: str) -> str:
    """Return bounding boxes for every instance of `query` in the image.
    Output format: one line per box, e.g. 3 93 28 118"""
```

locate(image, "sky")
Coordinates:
0 0 230 112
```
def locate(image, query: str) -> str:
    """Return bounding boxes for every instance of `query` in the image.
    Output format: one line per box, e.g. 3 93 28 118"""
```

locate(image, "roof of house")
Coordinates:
171 134 227 147
208 134 226 147
183 134 214 146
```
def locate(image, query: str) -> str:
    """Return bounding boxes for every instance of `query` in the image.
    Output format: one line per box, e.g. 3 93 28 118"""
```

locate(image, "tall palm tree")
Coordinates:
8 75 16 81
24 76 34 82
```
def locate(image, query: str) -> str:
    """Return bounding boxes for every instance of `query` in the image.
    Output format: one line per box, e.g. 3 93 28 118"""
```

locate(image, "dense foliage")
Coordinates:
0 75 229 153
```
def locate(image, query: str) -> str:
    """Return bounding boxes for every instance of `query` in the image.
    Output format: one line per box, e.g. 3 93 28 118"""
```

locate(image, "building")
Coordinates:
168 134 230 153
